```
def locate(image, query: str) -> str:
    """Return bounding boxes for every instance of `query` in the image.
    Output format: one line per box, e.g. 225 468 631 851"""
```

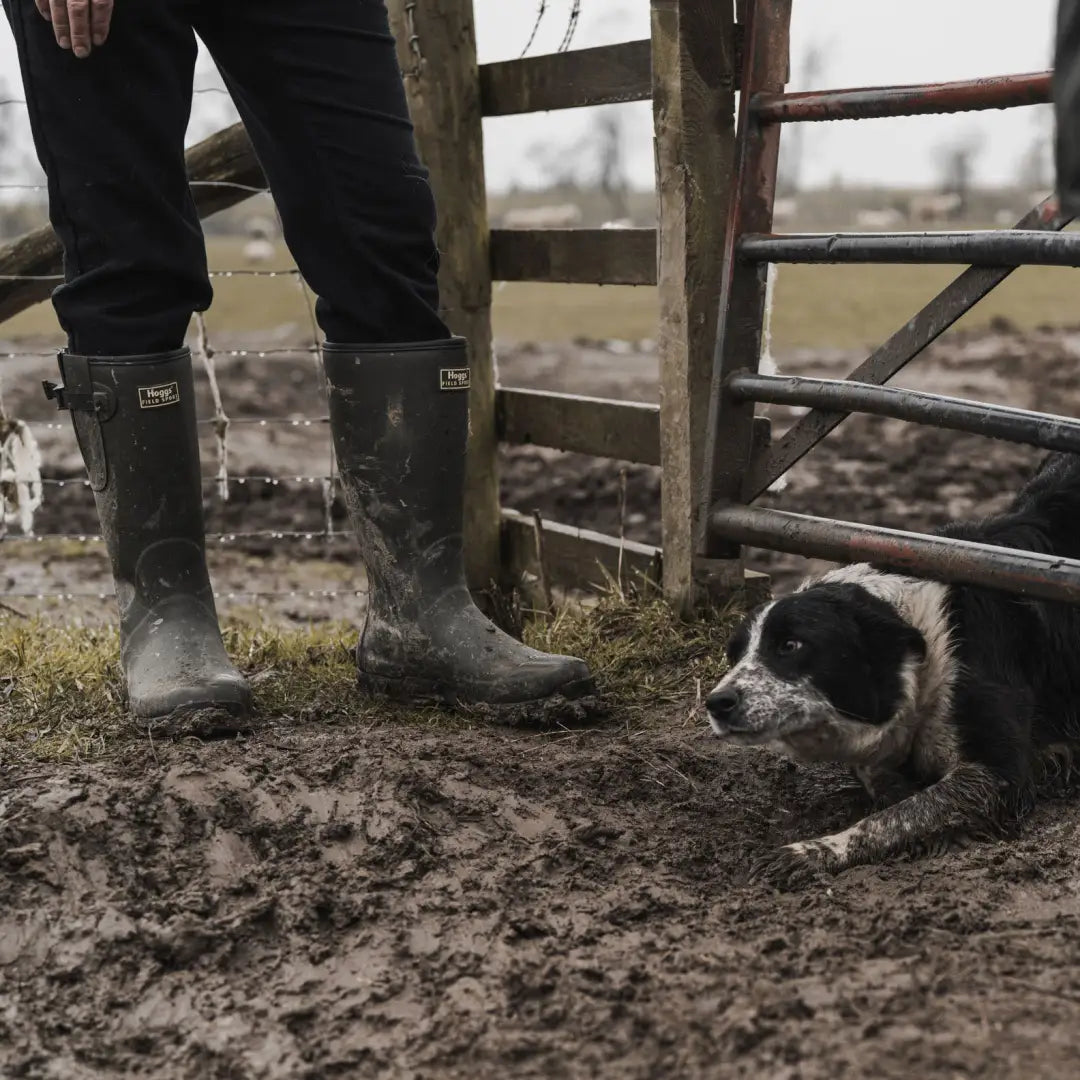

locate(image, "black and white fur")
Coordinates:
707 451 1080 885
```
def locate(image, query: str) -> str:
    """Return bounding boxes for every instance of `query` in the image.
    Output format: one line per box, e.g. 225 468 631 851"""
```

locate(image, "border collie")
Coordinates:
707 451 1080 886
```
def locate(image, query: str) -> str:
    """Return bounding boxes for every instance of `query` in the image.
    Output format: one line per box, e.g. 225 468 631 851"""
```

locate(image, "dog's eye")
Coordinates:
777 639 802 656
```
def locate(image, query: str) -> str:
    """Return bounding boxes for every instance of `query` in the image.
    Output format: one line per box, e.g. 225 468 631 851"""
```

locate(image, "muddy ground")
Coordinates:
5 326 1080 1077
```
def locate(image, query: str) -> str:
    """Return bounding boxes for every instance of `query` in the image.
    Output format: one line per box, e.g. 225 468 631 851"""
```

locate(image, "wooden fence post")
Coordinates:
387 0 500 593
651 0 738 613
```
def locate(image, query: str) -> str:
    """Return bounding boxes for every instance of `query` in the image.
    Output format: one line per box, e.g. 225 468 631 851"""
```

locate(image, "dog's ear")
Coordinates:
826 583 926 662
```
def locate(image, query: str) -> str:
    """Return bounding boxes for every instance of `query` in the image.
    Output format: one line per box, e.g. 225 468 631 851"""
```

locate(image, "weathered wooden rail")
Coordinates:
0 1 754 609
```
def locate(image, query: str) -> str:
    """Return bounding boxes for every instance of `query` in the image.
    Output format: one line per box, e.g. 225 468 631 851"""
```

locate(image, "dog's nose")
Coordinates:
706 686 741 717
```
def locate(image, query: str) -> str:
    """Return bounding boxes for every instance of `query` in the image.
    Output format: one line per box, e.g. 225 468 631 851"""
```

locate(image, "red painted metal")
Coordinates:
754 71 1051 123
700 3 1071 595
699 0 791 559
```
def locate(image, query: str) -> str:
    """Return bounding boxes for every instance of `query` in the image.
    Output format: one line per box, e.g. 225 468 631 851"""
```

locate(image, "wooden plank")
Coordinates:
479 40 654 116
501 508 662 594
651 0 739 612
502 508 768 601
0 122 265 325
388 0 499 592
490 228 657 285
497 389 661 465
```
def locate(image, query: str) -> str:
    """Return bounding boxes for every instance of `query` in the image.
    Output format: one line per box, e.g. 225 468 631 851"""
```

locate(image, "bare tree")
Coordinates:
0 79 16 185
524 106 631 219
777 42 827 196
1016 106 1054 193
186 50 240 146
593 109 629 220
932 129 985 213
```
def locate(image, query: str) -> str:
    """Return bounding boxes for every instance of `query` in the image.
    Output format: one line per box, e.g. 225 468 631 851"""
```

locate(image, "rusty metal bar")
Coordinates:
700 0 792 560
753 71 1051 123
738 230 1080 266
729 373 1080 453
709 504 1080 604
742 196 1072 501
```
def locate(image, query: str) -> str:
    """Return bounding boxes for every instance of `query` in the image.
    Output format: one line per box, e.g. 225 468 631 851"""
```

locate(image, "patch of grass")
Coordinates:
0 617 363 763
0 588 748 762
524 584 746 724
8 237 1080 351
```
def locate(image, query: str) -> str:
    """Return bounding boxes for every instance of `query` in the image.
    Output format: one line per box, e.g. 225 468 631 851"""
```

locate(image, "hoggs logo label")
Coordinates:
439 367 471 391
137 381 181 409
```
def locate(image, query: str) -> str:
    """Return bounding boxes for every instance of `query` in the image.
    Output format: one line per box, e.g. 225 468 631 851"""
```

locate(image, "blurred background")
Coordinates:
1 0 1077 606
0 0 1067 349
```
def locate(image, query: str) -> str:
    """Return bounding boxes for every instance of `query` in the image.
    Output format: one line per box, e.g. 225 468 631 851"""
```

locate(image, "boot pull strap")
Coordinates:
46 353 116 492
43 353 118 419
42 379 97 413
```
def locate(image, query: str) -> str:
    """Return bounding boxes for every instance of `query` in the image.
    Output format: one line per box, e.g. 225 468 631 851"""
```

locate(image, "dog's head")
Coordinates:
706 582 926 763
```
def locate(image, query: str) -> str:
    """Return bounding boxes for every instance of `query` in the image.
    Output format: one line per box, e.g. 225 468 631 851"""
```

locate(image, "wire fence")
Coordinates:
0 86 349 609
0 4 587 608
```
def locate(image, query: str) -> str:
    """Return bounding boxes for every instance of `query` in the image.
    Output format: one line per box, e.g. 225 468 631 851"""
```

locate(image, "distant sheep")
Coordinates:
908 192 962 225
854 207 904 230
242 214 278 264
772 197 797 223
501 204 583 229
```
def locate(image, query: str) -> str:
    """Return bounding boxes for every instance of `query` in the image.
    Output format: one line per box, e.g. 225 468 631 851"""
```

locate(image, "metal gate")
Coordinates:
703 0 1080 604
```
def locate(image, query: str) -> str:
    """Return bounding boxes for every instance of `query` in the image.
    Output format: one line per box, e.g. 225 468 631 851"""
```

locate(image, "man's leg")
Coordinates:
3 0 250 731
3 0 210 353
196 0 596 715
192 0 443 344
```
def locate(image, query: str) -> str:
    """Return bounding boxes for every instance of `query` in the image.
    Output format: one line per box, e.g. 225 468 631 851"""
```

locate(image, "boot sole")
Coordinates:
140 701 253 740
357 672 601 726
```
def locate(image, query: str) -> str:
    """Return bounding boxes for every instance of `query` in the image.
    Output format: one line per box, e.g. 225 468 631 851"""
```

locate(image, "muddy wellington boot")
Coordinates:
324 337 597 721
45 349 252 735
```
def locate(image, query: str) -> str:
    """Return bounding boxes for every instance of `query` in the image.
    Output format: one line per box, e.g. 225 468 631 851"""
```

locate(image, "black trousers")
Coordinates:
2 0 449 355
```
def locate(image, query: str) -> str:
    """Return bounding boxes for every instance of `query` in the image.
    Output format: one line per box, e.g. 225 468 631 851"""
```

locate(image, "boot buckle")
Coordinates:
47 354 119 493
43 379 93 412
43 378 115 418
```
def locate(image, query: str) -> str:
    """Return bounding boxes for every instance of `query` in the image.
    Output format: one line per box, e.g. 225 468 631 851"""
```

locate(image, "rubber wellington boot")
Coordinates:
45 349 252 735
324 338 596 721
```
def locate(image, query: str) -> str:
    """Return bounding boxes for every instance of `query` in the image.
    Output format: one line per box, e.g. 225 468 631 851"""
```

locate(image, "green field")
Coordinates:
5 237 1080 350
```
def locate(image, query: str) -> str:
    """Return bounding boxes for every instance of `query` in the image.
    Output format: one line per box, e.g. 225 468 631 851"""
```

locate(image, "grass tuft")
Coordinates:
524 583 747 721
0 587 750 763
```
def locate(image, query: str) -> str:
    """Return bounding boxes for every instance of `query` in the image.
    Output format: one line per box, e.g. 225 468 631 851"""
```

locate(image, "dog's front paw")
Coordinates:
750 841 837 890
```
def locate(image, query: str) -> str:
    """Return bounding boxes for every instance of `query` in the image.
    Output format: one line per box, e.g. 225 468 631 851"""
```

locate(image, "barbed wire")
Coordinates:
0 61 430 606
559 1 582 53
520 0 582 58
402 1 424 80
35 474 334 488
1 348 319 360
0 87 237 108
22 416 329 431
520 1 547 58
0 270 302 281
4 588 364 601
2 530 355 545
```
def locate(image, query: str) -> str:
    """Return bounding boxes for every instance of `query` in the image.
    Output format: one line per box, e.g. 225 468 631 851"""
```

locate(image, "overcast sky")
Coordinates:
0 1 1062 193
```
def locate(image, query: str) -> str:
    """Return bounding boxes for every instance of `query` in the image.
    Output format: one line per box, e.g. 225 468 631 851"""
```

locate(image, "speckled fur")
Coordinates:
708 451 1080 886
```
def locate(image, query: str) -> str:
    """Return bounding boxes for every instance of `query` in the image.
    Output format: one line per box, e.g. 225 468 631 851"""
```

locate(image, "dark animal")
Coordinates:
706 451 1080 885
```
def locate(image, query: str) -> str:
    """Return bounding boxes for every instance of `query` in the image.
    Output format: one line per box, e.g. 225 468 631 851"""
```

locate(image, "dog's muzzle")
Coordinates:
705 685 759 735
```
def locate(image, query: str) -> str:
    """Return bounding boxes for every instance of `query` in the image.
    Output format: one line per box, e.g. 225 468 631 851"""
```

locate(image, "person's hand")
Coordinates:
35 0 113 59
